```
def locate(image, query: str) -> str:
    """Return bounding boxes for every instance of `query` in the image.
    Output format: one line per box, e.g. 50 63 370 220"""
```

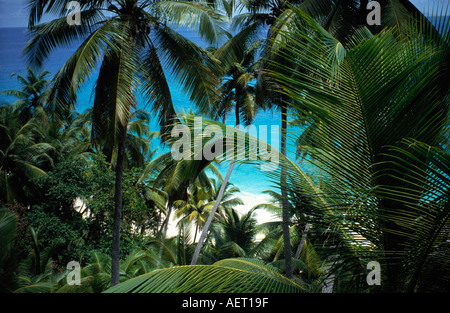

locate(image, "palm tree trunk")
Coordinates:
281 102 293 279
159 202 172 258
294 224 310 259
111 126 127 287
191 159 235 265
322 256 337 293
4 171 10 204
190 109 242 265
193 223 199 243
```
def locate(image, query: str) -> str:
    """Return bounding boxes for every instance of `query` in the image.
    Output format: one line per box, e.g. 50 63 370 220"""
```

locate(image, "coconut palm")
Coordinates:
25 0 226 286
123 110 156 169
189 32 261 265
266 5 450 292
145 4 449 293
234 0 431 280
31 106 92 163
13 226 65 293
0 105 54 204
0 208 19 292
145 219 195 267
205 207 259 261
208 37 261 125
210 179 244 211
173 185 216 243
139 149 223 254
253 188 313 259
80 107 157 169
173 180 243 243
51 249 159 293
0 67 50 123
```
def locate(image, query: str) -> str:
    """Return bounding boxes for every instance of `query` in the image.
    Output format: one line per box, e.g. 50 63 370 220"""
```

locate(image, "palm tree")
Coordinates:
210 179 244 211
0 105 54 204
145 219 195 268
208 37 261 125
123 110 156 169
189 30 261 265
253 188 313 259
0 208 18 292
25 0 225 286
81 107 157 169
174 185 215 243
232 0 431 280
144 3 449 292
174 180 243 243
32 106 92 163
0 67 50 123
229 0 319 279
205 207 259 261
140 150 223 255
13 226 65 293
267 5 450 291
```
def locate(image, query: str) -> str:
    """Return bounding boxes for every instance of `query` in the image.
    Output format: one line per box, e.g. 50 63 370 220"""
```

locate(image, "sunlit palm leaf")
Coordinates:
153 25 220 115
267 5 449 290
24 9 106 69
105 258 304 293
152 0 227 45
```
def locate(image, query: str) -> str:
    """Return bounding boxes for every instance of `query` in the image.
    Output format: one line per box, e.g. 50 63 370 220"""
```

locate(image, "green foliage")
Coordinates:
0 66 50 123
266 4 450 292
0 104 54 204
105 258 305 293
1 0 448 294
24 207 85 266
83 154 163 256
205 208 259 261
0 208 19 292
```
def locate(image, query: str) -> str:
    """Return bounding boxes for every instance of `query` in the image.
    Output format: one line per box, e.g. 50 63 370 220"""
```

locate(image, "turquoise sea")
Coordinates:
0 26 296 212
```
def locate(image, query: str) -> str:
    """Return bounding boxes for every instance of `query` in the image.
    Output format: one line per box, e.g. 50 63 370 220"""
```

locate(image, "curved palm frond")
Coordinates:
266 4 449 291
152 0 228 45
104 257 305 293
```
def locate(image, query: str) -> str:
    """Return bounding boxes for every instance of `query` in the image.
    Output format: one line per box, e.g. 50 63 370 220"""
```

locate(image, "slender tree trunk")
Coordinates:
193 223 199 243
190 110 241 265
281 103 293 279
111 126 127 287
235 101 240 126
191 160 235 265
294 224 310 259
322 255 336 293
5 171 10 203
31 228 41 275
159 202 172 258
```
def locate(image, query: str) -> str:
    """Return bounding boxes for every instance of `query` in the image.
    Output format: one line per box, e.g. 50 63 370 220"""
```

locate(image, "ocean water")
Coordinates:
0 26 292 205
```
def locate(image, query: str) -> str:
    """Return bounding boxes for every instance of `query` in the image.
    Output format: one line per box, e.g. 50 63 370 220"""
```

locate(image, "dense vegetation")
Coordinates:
0 0 449 293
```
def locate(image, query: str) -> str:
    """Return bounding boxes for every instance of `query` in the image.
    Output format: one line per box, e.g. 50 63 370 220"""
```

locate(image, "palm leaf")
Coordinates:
153 24 220 115
104 258 304 293
92 26 141 165
266 5 449 290
0 209 17 266
139 42 177 137
152 0 227 45
45 17 125 114
24 8 106 69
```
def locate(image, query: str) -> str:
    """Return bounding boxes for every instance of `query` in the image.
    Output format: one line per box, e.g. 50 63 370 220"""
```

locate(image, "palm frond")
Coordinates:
152 0 227 45
104 258 304 293
153 24 220 116
46 18 124 111
24 9 107 69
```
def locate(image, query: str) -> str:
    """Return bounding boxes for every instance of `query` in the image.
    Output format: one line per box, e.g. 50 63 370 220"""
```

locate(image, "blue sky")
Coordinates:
0 0 444 28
